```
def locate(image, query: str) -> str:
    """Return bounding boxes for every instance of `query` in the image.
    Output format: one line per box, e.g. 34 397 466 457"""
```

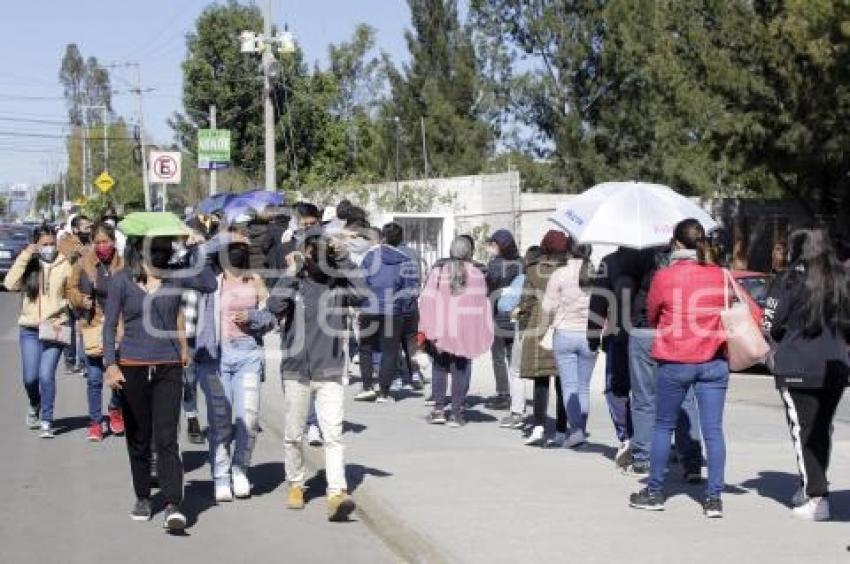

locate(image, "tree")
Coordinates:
59 44 86 127
386 0 495 179
170 1 268 183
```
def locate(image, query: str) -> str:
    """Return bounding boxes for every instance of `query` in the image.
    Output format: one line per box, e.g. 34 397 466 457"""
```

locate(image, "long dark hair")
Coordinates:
569 241 593 290
788 228 850 335
23 225 54 300
673 218 712 265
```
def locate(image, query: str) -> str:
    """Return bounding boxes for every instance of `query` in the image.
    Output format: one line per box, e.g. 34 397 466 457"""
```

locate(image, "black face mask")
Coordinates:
227 244 250 271
148 239 174 271
78 232 91 245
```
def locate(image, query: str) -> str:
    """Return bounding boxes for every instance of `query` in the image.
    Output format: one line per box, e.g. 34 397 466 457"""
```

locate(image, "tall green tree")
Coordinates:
387 0 494 179
170 0 267 182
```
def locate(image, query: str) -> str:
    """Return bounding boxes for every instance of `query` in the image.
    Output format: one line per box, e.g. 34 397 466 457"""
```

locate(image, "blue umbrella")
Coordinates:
196 192 234 215
223 189 285 223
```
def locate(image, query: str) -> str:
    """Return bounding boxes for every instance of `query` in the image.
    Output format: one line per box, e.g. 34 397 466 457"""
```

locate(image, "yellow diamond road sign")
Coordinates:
94 171 115 193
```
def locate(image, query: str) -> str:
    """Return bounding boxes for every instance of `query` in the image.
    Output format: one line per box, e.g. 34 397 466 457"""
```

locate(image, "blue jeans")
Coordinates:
197 338 264 485
648 359 729 498
84 355 120 424
629 331 702 467
19 327 63 422
553 330 598 434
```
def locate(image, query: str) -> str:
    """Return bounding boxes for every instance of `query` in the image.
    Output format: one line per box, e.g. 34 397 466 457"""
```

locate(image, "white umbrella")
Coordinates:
549 181 719 249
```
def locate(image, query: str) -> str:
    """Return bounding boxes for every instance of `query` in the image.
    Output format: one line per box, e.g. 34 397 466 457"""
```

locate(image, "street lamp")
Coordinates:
240 4 297 192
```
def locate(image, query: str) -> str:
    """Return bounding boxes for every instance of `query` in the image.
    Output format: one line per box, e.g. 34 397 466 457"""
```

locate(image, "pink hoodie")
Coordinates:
418 262 494 359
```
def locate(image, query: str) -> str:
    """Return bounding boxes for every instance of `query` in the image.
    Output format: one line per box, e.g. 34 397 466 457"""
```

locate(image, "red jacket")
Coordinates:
647 260 760 364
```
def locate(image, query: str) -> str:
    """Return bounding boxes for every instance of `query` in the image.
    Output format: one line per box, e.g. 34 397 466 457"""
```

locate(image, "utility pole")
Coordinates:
262 0 275 191
209 104 217 196
81 122 87 198
420 116 429 182
135 65 151 211
394 117 401 199
240 4 296 192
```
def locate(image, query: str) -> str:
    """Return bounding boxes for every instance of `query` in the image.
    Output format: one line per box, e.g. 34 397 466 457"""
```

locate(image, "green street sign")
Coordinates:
198 129 231 169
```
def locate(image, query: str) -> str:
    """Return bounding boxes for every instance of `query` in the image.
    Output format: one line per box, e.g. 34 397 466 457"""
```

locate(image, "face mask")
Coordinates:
39 246 58 263
227 244 250 270
78 232 91 245
103 218 117 228
94 242 115 263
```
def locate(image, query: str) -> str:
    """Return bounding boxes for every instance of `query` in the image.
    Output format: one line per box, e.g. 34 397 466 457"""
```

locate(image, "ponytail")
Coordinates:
673 218 712 265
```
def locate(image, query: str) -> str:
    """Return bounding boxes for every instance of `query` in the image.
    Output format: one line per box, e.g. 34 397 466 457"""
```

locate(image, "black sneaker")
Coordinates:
629 488 665 511
186 417 203 445
163 504 187 530
703 496 723 518
485 395 511 410
130 498 152 522
628 461 650 476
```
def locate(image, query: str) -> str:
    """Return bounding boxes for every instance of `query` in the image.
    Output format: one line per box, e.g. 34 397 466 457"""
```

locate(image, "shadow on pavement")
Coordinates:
52 415 90 436
303 464 394 502
179 480 217 529
251 462 286 496
182 450 207 474
740 471 850 521
464 410 498 423
343 421 368 434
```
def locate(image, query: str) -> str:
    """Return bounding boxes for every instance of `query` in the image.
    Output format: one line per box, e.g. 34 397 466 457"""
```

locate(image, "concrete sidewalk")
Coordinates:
260 348 850 564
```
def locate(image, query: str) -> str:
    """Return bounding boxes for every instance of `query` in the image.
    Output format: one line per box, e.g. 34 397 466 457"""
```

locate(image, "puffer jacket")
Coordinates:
4 248 72 327
517 255 566 378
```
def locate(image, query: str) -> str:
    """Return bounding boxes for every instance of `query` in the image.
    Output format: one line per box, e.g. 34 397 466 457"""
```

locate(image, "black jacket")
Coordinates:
763 267 850 389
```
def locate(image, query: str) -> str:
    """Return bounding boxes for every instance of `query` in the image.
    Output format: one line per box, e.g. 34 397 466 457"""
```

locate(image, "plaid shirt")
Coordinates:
181 290 199 339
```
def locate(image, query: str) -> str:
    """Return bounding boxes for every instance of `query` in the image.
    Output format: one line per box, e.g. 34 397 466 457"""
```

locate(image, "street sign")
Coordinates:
94 171 115 193
149 151 182 184
197 129 231 169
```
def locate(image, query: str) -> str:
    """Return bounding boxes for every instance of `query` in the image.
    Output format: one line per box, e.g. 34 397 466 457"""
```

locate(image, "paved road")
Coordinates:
0 294 394 564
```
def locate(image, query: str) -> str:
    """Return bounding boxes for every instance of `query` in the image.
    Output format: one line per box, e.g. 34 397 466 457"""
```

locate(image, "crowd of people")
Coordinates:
5 197 850 531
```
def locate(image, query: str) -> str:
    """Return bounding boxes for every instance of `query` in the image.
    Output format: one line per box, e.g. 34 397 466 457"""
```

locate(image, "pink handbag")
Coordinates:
721 270 770 371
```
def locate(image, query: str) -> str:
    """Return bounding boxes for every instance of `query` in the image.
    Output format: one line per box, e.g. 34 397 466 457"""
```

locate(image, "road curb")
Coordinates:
260 402 455 564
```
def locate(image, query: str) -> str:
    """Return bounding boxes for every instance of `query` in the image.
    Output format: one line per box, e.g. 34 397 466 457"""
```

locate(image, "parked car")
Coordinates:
0 224 34 285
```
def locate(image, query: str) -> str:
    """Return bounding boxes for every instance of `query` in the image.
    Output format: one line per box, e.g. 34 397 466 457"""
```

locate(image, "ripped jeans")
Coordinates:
197 337 264 487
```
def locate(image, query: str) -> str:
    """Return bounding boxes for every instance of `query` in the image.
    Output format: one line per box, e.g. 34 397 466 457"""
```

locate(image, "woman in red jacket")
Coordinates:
629 218 756 519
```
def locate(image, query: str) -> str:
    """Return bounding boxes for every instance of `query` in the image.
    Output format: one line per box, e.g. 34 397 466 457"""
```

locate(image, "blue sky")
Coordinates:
0 0 415 186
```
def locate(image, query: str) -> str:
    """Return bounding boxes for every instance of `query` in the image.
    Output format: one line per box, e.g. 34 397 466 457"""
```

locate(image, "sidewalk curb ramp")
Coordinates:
260 407 455 564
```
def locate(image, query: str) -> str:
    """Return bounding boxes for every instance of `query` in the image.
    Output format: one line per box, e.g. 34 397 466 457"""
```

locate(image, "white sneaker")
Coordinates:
793 497 830 521
232 467 251 499
389 378 403 392
215 484 233 503
307 425 323 447
26 407 39 429
39 421 54 439
564 430 587 449
524 425 545 446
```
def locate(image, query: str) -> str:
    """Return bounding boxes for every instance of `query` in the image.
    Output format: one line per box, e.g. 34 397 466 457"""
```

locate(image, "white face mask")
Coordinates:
39 246 58 263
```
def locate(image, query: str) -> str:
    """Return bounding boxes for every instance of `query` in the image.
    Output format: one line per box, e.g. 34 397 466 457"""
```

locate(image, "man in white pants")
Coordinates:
266 227 367 521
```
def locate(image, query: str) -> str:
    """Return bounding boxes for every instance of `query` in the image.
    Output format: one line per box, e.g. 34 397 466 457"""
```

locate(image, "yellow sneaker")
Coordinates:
327 491 356 522
287 486 305 510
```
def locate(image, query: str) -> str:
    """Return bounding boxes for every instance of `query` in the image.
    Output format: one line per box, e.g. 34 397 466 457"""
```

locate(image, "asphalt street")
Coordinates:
0 293 394 564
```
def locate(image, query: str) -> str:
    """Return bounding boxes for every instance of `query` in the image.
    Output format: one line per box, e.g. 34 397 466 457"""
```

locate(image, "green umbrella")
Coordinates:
118 212 190 238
